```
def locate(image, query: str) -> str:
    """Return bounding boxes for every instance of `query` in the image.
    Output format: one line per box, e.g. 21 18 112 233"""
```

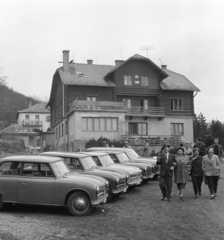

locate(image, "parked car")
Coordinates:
41 152 128 202
0 155 108 216
86 147 159 176
82 151 142 187
86 149 154 181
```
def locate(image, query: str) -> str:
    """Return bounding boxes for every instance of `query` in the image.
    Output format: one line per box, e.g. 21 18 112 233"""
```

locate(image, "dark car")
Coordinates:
0 155 108 216
41 152 128 202
82 151 142 187
86 147 159 176
85 149 154 181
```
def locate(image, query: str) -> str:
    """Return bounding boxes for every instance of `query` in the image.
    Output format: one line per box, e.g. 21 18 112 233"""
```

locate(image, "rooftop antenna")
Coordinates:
140 45 154 58
159 58 163 65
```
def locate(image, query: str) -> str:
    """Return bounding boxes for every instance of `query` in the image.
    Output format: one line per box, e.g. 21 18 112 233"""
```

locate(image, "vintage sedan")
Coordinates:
86 149 154 181
86 147 159 176
41 152 128 202
82 152 142 187
0 155 108 216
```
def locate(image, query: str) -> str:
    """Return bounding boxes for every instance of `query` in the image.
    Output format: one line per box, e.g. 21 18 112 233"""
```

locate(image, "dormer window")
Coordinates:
124 75 132 86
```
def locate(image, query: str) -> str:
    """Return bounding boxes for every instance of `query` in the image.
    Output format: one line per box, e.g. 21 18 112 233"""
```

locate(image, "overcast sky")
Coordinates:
0 0 224 121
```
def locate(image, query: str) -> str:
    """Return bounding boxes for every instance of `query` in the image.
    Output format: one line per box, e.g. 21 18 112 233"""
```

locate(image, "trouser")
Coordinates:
191 175 203 195
159 176 173 198
206 176 219 195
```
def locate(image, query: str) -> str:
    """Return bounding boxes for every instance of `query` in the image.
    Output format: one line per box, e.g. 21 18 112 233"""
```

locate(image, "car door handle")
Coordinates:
20 182 27 185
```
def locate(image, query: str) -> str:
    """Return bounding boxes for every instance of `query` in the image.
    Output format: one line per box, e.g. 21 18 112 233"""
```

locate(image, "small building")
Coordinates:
17 102 51 132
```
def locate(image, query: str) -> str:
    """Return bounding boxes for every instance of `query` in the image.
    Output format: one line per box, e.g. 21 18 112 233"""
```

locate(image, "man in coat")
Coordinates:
156 145 176 202
194 137 206 156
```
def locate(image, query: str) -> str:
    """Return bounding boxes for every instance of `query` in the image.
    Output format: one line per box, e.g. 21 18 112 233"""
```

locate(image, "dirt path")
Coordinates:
0 163 224 240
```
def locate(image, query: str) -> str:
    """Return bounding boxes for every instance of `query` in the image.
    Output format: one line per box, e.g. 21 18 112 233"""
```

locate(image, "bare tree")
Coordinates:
0 65 8 86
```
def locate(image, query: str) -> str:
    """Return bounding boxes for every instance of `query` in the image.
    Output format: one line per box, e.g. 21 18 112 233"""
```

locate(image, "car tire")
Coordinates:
0 195 4 211
67 191 92 216
107 185 113 202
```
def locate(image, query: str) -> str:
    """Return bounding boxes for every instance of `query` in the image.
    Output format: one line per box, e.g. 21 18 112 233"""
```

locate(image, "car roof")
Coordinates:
1 155 62 163
41 151 91 158
87 147 133 152
83 151 109 156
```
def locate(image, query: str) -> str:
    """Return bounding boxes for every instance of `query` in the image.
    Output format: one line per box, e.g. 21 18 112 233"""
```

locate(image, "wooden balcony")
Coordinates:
69 100 165 118
121 135 181 146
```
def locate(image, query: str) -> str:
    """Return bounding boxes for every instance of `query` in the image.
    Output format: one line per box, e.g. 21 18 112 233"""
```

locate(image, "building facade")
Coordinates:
47 50 200 151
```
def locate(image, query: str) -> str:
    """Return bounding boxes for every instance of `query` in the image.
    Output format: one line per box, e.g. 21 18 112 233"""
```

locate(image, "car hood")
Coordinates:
137 157 157 164
101 165 140 175
121 162 149 170
79 169 125 180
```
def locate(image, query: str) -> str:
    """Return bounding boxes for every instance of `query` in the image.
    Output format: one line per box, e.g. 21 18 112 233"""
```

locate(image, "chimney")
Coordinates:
115 60 125 67
63 50 70 72
87 59 93 65
161 65 167 69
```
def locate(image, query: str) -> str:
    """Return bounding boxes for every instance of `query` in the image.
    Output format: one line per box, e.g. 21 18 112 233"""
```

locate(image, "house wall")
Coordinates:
17 113 50 131
125 116 194 143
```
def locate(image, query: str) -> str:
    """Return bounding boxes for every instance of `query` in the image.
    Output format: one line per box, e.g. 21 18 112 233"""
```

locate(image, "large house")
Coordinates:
47 50 200 151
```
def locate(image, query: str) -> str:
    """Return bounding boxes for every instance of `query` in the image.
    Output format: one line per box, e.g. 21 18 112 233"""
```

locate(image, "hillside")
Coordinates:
0 84 40 129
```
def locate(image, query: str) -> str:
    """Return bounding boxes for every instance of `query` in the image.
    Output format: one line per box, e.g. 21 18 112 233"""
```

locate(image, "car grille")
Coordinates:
144 166 152 176
117 178 126 190
97 185 107 199
130 173 141 183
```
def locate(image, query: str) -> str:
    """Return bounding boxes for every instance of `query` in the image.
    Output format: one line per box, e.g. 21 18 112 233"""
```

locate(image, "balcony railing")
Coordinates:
69 100 165 117
22 120 43 126
121 135 181 146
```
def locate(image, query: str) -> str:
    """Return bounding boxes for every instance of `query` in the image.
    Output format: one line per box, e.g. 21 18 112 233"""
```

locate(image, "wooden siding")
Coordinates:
160 90 194 117
116 95 158 107
115 88 160 96
66 86 114 113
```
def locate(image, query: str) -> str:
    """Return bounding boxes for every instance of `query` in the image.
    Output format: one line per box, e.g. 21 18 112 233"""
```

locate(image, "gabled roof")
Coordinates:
105 54 168 79
58 63 116 87
160 68 200 92
18 102 50 114
1 124 38 135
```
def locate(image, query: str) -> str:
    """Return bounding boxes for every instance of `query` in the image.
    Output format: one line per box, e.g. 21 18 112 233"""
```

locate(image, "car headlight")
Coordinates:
117 178 119 182
96 187 99 192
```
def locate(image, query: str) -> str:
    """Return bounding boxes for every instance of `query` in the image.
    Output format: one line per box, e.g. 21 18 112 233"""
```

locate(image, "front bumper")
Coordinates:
91 194 108 206
127 178 142 186
142 173 155 179
112 186 128 194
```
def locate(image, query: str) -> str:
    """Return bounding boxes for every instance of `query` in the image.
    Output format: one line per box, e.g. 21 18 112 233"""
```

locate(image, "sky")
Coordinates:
0 0 224 122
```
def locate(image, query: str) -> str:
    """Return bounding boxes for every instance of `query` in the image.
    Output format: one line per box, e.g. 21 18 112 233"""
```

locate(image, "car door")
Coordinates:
18 162 55 204
0 161 20 202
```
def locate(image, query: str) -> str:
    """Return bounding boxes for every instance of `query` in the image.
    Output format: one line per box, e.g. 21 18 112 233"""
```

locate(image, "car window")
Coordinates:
69 158 83 170
117 153 129 163
109 154 119 163
126 150 139 159
0 161 21 175
92 156 102 166
51 160 69 176
22 162 54 177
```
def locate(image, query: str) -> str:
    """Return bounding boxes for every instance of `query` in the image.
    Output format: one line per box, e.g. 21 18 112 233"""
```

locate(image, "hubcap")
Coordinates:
73 196 88 211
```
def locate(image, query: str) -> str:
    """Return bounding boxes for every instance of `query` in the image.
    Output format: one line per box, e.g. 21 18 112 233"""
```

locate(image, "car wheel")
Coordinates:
67 192 92 216
107 185 113 202
0 195 4 211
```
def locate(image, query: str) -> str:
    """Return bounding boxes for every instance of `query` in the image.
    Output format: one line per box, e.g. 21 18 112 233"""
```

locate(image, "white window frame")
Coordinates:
171 123 184 136
171 98 183 111
124 75 132 86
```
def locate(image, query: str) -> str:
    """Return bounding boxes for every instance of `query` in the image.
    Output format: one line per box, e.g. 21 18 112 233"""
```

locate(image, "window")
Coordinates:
82 117 118 132
141 76 149 86
129 123 147 135
0 161 21 175
64 158 83 170
87 96 97 101
62 123 64 137
92 156 102 166
171 98 183 111
140 99 148 110
124 75 132 86
46 115 50 122
35 115 39 124
65 121 68 135
122 99 131 109
22 163 54 177
25 115 29 123
171 123 184 136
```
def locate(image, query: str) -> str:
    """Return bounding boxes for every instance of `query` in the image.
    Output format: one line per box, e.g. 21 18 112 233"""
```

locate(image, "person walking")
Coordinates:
156 145 176 202
190 148 203 199
202 148 221 199
194 137 206 157
143 140 150 157
174 147 190 201
207 138 223 161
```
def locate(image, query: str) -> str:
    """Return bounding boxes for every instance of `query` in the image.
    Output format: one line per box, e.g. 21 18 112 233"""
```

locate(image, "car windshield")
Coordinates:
117 153 129 163
51 160 70 176
99 155 115 167
81 157 97 170
126 149 139 159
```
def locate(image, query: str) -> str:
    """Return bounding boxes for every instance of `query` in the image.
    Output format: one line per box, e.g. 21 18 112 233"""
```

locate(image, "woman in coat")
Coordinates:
174 147 190 201
190 148 203 199
202 147 220 199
